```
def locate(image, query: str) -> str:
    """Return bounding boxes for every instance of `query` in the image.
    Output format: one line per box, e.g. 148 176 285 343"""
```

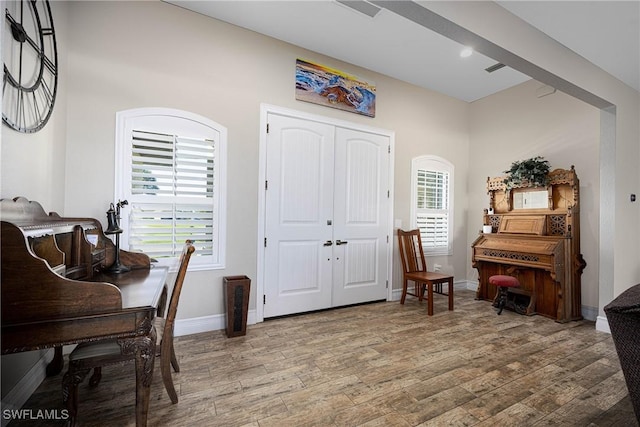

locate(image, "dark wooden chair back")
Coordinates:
397 228 427 274
159 240 195 363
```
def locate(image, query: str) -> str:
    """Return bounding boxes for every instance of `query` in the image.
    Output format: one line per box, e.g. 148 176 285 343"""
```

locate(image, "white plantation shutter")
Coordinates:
128 201 215 258
411 156 453 255
416 213 448 247
115 109 226 270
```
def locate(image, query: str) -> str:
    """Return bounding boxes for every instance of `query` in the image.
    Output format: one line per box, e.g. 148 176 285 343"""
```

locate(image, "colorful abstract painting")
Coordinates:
295 59 376 117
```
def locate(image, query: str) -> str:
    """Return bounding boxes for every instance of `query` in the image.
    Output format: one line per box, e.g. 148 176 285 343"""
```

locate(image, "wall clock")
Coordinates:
3 0 58 133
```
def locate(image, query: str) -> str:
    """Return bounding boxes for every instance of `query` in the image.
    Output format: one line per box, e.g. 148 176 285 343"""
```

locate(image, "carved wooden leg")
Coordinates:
62 366 91 427
119 328 156 427
46 346 64 376
88 367 102 387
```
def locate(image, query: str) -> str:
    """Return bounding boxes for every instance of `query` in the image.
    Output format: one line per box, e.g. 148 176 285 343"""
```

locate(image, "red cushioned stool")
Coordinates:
489 275 520 315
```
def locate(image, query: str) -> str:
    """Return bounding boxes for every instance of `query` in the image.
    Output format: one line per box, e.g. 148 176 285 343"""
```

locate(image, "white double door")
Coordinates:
264 113 390 318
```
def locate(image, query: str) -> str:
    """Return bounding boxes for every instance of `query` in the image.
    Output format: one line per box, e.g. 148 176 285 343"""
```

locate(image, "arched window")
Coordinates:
115 108 227 270
410 155 454 256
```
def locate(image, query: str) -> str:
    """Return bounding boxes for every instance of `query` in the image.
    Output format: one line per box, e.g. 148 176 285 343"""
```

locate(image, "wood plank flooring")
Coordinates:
11 290 639 426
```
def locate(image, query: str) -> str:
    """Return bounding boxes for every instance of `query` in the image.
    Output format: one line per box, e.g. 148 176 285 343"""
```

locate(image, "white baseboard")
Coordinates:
173 309 257 337
581 305 599 322
596 315 611 333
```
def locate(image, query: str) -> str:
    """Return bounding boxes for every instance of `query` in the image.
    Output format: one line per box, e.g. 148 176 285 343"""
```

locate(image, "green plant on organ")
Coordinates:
503 156 551 189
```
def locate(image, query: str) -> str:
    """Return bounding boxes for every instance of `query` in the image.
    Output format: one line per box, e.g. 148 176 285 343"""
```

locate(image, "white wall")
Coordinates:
19 1 471 322
468 79 600 312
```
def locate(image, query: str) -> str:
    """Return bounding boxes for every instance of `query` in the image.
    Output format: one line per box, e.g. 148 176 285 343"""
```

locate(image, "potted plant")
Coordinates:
503 156 551 189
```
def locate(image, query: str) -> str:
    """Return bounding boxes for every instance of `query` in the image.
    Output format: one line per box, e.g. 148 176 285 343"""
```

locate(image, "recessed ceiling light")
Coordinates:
460 47 473 58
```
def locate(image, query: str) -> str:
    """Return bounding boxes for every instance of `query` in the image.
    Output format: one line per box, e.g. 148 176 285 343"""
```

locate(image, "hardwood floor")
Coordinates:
12 290 638 426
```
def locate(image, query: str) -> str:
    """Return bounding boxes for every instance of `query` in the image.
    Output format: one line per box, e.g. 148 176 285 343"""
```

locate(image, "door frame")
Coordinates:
256 103 395 323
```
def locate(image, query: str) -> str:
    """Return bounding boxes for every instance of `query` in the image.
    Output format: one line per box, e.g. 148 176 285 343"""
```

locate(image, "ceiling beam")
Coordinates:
371 1 613 109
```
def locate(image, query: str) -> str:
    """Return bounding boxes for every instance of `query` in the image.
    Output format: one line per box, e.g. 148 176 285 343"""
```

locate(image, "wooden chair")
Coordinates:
62 241 195 425
397 229 454 315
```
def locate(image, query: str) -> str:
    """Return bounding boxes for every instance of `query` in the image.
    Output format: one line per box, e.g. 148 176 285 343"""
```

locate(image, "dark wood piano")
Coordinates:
472 167 586 322
1 197 165 426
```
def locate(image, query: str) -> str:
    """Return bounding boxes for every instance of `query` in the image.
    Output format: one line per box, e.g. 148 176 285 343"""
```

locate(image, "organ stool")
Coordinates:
489 275 520 315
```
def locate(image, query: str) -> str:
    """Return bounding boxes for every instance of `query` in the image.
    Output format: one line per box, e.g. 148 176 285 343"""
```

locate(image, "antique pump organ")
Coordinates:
471 166 586 322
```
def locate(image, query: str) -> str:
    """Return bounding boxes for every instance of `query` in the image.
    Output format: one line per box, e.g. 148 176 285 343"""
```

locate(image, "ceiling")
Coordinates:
165 1 640 103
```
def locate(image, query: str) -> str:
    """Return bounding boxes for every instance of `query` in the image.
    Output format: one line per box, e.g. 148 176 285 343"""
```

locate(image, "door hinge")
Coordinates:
387 190 390 198
388 145 391 154
386 280 389 289
266 123 269 133
264 237 267 247
263 295 266 304
386 235 389 243
265 180 268 190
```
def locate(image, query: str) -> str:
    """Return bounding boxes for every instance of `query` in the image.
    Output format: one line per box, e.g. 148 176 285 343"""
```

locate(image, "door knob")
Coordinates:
336 240 348 245
323 240 333 246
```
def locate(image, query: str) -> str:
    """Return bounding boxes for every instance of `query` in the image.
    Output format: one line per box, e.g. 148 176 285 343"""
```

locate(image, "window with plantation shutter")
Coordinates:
410 156 453 255
115 108 227 270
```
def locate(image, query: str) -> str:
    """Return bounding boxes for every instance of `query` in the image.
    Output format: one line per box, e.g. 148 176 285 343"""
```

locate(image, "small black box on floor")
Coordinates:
224 275 251 337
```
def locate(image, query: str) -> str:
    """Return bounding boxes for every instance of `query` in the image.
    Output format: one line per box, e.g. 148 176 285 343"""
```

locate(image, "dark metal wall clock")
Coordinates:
3 0 58 133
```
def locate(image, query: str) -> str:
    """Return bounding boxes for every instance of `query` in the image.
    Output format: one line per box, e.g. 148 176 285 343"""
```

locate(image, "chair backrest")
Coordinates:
397 229 427 274
163 240 195 338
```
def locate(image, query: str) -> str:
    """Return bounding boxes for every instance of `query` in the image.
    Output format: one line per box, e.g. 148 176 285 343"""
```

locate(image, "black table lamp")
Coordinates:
105 200 130 274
